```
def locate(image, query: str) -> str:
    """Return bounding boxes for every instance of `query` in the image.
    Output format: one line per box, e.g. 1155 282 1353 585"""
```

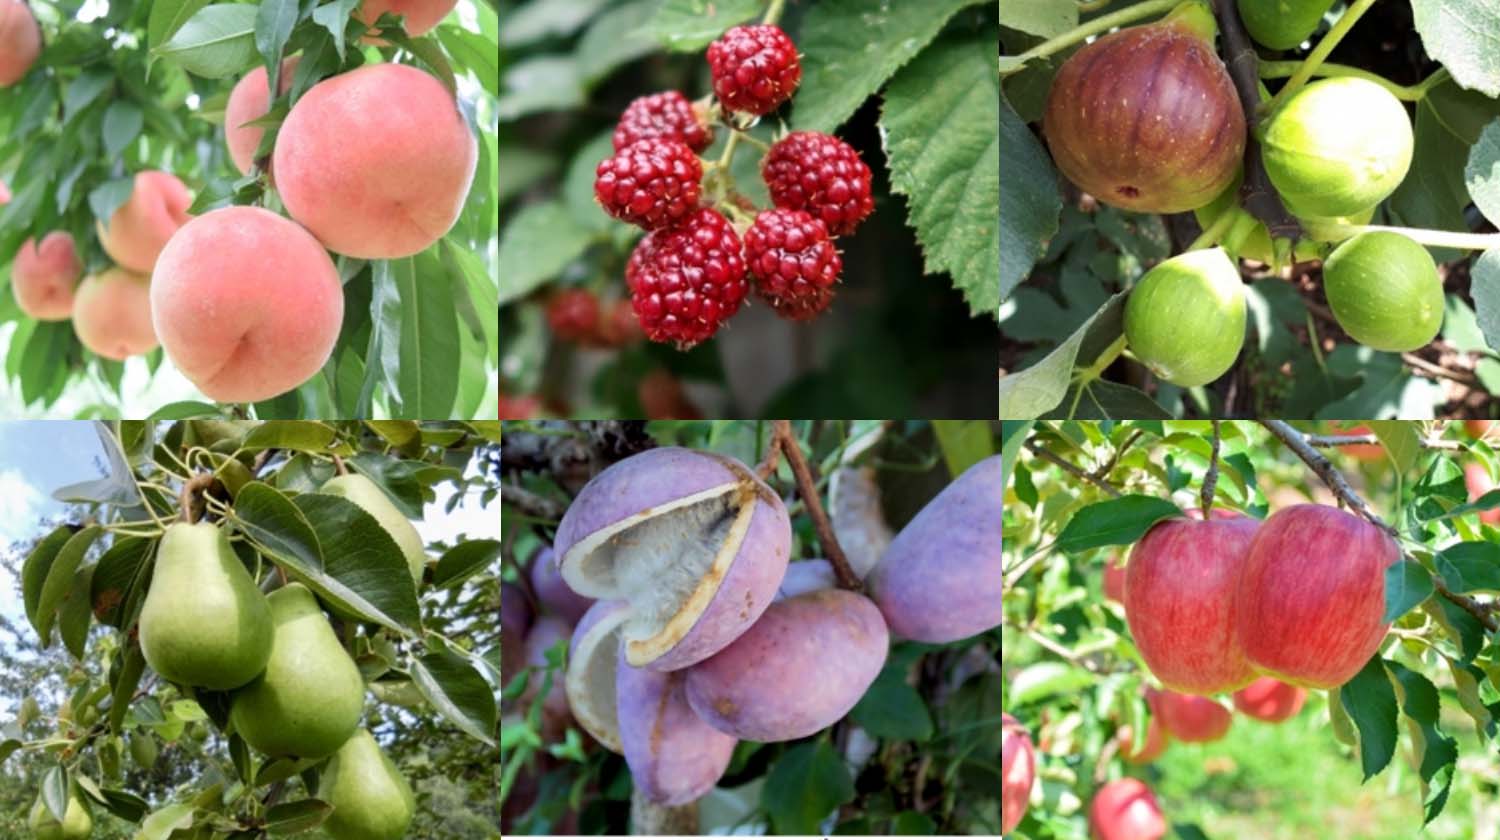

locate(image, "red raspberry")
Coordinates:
762 131 874 236
613 91 713 153
706 24 801 116
546 288 601 343
744 209 842 321
628 208 748 349
596 297 645 347
594 139 702 230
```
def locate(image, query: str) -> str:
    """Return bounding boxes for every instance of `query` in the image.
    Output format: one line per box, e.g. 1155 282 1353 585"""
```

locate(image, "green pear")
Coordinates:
321 474 426 584
138 522 273 690
229 583 365 760
318 728 416 840
28 785 92 839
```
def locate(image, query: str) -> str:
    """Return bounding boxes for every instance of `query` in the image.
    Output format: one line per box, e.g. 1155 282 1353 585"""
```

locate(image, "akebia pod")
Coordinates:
564 599 630 753
870 455 1002 643
684 588 889 742
1043 1 1245 213
616 648 737 805
554 447 791 671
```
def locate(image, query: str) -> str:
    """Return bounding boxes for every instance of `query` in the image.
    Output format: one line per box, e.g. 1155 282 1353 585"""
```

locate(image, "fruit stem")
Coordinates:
1160 1 1218 44
1258 61 1447 102
1188 205 1238 252
1260 0 1377 119
1338 225 1500 252
1000 0 1178 76
762 0 786 26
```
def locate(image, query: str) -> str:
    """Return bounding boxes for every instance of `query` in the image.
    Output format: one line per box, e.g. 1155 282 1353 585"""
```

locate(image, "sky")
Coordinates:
0 421 500 684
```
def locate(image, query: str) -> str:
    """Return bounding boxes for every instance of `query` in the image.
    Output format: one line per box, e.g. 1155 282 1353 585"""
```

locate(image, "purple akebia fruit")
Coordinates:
565 599 630 753
616 647 737 806
501 583 533 701
685 588 889 742
775 559 837 600
869 455 1002 643
520 616 573 721
554 447 792 671
529 546 595 624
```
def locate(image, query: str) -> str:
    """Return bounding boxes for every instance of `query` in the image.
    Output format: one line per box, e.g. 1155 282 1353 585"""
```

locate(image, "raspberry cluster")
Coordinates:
586 23 876 348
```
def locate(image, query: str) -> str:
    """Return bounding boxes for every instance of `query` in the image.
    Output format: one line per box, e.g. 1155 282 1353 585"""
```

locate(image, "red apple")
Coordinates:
1464 462 1500 524
1001 713 1036 833
1119 711 1169 764
1235 504 1399 689
1151 689 1232 743
1333 423 1384 461
1466 420 1494 439
1088 778 1167 840
1232 677 1307 722
1124 514 1259 694
1103 555 1127 603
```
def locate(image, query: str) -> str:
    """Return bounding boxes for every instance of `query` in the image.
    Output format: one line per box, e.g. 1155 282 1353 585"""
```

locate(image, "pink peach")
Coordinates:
225 56 301 176
96 171 193 273
73 268 157 360
0 0 41 87
13 232 83 320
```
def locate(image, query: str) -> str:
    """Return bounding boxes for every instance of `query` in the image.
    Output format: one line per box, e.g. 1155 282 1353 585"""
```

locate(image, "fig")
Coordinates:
1237 0 1336 50
1043 2 1245 213
1322 231 1443 352
1123 248 1246 387
528 546 595 624
564 599 630 753
554 447 792 671
684 588 889 742
1261 77 1413 218
869 455 1002 643
616 648 737 806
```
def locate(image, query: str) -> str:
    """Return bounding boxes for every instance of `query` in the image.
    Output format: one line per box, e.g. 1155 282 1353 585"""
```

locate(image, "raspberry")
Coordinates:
546 288 601 343
613 91 713 153
595 139 703 230
743 209 842 321
628 208 748 349
596 297 645 347
762 131 874 236
706 24 801 116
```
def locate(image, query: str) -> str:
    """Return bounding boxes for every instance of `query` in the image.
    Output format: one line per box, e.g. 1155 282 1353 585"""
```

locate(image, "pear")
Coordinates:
229 583 365 759
138 522 273 690
320 474 426 584
28 785 92 839
318 728 416 840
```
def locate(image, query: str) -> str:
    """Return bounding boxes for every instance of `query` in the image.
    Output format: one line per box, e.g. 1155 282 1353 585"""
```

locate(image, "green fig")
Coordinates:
1322 231 1443 352
1124 248 1247 387
138 522 273 690
229 584 365 760
1236 0 1335 50
318 729 416 840
321 474 426 584
28 785 92 840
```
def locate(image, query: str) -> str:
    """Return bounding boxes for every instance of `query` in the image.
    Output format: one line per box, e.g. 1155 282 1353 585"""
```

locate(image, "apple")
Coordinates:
1088 778 1167 840
1124 514 1259 694
1466 420 1494 439
1119 693 1169 764
1232 677 1307 723
1103 554 1127 603
1001 713 1036 833
1332 422 1384 461
1151 688 1232 743
1463 463 1500 524
1235 504 1399 689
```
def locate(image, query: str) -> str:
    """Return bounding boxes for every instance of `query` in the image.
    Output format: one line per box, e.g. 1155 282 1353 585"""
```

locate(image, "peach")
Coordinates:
12 232 83 320
225 56 301 176
72 268 157 360
96 171 193 273
356 0 457 41
273 63 477 259
150 206 343 403
0 0 40 87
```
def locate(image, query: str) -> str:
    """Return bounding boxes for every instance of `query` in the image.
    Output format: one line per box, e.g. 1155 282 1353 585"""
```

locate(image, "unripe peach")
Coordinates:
150 206 343 402
72 268 157 360
554 447 791 671
13 232 83 320
870 455 1001 643
96 171 193 273
617 649 736 805
225 56 300 176
273 63 477 259
0 0 40 87
356 0 457 41
684 588 888 742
